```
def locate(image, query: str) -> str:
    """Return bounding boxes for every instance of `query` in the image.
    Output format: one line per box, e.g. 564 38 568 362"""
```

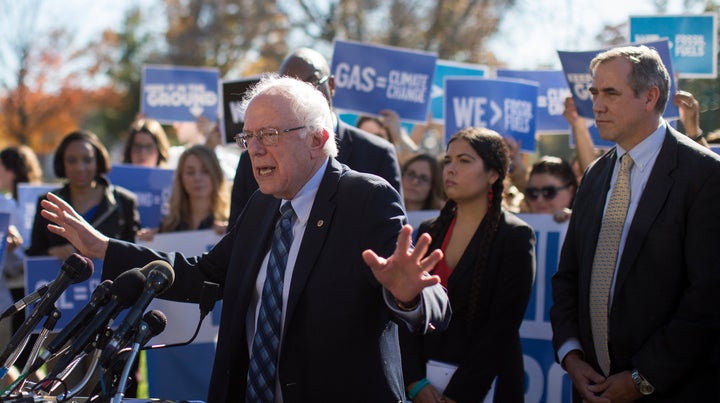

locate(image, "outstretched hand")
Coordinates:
362 225 443 305
40 192 110 259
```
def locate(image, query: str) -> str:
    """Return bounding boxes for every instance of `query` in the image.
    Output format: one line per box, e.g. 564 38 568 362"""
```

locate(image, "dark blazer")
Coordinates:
102 158 450 403
27 176 139 255
550 127 720 402
401 210 535 403
229 118 402 224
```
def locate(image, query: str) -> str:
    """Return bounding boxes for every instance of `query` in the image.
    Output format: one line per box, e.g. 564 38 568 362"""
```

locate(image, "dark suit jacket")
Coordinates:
102 158 450 403
229 118 402 224
550 127 720 401
27 176 139 256
401 211 535 403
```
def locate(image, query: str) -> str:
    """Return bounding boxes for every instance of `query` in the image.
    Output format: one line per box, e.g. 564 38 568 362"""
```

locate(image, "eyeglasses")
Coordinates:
313 75 329 88
234 126 306 149
302 73 329 88
524 185 571 201
403 170 431 185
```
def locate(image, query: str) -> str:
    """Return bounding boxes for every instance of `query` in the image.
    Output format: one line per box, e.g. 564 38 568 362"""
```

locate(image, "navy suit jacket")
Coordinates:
550 127 720 401
102 158 449 403
229 119 402 224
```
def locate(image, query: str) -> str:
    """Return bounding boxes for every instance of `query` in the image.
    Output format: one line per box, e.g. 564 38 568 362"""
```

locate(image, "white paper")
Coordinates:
426 359 458 395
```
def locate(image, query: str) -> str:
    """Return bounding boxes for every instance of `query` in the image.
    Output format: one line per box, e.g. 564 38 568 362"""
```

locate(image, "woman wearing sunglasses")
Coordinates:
400 127 535 403
523 156 578 222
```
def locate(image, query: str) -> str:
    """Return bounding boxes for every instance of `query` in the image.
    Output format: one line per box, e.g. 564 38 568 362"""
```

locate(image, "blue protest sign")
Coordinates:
17 184 58 248
630 14 718 78
25 257 105 331
517 213 572 403
331 40 437 122
558 39 679 121
108 164 175 229
497 70 572 134
431 60 488 123
444 77 538 152
0 213 9 267
142 65 220 124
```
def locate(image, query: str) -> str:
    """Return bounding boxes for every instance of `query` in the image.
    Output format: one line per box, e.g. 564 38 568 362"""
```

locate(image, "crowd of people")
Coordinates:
0 43 718 403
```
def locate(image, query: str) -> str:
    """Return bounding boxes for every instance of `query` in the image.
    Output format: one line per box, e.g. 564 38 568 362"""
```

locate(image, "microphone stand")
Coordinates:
60 349 102 400
16 308 61 393
111 324 148 403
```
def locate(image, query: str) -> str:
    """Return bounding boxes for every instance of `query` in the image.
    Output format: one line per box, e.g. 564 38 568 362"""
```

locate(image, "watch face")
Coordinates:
639 382 654 395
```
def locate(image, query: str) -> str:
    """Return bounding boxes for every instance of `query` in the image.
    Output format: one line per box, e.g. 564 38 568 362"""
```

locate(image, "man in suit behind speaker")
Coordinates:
550 45 720 402
39 75 449 403
229 47 402 224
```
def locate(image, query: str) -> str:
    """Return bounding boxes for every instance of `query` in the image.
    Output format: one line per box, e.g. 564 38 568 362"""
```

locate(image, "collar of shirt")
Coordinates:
282 158 329 227
615 119 666 175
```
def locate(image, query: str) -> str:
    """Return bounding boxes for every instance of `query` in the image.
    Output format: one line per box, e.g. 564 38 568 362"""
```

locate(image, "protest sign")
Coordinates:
221 76 261 144
108 164 175 229
557 39 679 121
141 65 220 124
444 77 538 152
630 14 717 78
496 70 572 134
431 60 488 123
331 40 436 122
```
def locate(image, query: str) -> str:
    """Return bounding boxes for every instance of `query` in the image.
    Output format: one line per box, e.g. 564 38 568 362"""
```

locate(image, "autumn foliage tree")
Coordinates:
0 0 125 155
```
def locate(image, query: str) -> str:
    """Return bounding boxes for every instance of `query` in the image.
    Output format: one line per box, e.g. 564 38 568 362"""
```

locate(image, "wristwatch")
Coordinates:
631 368 655 395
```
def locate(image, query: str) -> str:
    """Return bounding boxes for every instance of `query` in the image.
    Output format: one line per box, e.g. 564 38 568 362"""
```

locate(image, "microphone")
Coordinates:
42 268 146 381
0 253 93 367
108 310 167 403
0 282 51 320
136 309 168 346
101 261 174 368
27 280 114 373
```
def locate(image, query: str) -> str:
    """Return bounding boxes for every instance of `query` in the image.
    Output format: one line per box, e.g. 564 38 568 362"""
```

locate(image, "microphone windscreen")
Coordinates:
140 260 175 294
63 253 94 283
143 309 167 337
111 269 147 307
140 260 175 283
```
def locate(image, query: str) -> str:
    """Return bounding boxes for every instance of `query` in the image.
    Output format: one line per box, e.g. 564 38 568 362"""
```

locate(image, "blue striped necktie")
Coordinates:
246 202 295 403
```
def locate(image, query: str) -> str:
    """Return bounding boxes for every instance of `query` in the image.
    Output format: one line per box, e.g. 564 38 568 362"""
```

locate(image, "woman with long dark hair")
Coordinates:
401 127 536 403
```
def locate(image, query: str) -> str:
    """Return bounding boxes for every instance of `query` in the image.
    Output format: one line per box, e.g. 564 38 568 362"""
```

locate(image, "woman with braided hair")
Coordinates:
400 127 536 403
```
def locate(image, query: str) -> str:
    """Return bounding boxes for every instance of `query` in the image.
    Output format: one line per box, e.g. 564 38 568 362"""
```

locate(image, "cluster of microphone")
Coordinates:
0 253 218 402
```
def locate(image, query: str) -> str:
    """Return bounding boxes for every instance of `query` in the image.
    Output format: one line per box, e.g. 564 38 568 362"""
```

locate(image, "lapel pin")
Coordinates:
316 219 324 228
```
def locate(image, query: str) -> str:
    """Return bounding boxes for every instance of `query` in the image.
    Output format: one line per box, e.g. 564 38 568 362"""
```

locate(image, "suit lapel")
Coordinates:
613 129 677 296
335 120 352 163
283 159 340 328
232 195 281 320
580 150 617 287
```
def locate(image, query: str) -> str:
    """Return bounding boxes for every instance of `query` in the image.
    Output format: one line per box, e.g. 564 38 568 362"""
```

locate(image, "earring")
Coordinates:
488 188 494 202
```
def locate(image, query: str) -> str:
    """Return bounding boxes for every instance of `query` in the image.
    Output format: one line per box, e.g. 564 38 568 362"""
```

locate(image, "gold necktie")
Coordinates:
590 153 633 376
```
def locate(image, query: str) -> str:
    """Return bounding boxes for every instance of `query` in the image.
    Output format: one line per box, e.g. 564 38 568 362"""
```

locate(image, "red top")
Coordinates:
432 215 456 288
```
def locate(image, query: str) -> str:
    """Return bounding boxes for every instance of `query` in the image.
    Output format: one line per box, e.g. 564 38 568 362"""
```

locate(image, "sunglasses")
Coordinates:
525 185 570 201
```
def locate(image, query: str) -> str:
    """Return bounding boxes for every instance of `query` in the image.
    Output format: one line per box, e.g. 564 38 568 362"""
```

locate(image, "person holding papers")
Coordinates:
400 127 535 403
